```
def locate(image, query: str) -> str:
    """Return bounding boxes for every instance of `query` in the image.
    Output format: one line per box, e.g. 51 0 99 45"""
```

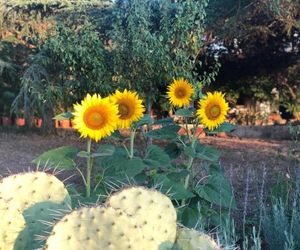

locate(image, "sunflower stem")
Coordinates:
182 131 198 206
129 129 136 159
86 138 92 197
184 117 191 140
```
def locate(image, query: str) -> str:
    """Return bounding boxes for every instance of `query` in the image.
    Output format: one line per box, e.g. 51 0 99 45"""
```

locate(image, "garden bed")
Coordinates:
0 129 298 200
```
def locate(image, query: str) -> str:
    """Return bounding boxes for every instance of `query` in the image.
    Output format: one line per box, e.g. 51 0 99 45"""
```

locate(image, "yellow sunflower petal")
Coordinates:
197 91 229 130
73 94 119 142
110 89 145 129
167 78 194 108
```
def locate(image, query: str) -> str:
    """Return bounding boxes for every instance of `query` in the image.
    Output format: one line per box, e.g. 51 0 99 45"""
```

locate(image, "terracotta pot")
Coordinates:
54 120 59 128
59 120 71 129
2 117 13 126
195 127 206 138
269 114 281 122
178 127 190 136
35 118 42 128
16 118 25 126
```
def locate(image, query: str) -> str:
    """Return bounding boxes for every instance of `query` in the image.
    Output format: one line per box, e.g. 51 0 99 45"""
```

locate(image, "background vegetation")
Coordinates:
1 0 300 130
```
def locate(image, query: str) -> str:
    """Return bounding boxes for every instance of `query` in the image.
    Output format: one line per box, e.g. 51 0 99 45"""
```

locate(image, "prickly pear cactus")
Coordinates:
0 172 70 211
106 186 177 250
0 199 26 250
45 206 147 250
173 227 220 250
0 172 71 249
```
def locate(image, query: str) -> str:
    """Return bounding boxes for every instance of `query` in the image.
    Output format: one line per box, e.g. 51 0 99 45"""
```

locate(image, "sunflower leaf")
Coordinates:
204 122 236 134
133 114 152 129
107 130 122 140
77 151 90 158
95 144 115 157
194 165 236 208
180 207 199 228
101 156 145 179
164 142 182 158
143 145 171 168
146 125 180 140
153 117 174 126
32 146 78 169
174 108 195 117
183 146 196 158
153 174 195 200
195 143 220 162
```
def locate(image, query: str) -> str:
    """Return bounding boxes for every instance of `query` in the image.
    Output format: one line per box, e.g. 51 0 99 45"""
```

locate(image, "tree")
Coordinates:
111 0 209 113
204 0 300 116
4 0 110 131
12 23 112 133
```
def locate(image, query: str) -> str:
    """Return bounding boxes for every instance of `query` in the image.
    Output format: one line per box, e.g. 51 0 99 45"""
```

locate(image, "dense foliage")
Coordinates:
1 0 300 123
206 0 300 114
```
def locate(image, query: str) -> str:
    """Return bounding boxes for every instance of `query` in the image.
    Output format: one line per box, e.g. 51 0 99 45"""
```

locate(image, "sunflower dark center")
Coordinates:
206 105 221 120
118 103 132 119
84 107 106 129
175 87 187 98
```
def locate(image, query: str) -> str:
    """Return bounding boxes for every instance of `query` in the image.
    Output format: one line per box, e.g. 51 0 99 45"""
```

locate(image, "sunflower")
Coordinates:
73 94 119 142
110 89 145 129
197 92 229 131
167 78 194 108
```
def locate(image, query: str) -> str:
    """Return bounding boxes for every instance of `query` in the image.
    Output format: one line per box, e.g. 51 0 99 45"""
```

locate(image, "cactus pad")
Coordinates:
106 186 177 250
0 199 26 250
0 172 71 249
0 172 71 211
45 206 146 250
174 227 220 250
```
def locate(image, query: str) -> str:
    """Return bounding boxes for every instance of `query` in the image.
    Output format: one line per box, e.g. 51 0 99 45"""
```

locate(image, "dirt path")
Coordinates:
1 130 298 179
0 130 86 175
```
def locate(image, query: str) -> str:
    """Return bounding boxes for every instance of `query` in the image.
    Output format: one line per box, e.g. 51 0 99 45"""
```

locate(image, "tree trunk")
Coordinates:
24 107 35 129
41 106 56 134
23 91 35 128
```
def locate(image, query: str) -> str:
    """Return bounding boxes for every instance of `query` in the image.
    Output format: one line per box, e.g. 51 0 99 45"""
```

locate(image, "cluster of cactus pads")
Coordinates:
0 171 220 250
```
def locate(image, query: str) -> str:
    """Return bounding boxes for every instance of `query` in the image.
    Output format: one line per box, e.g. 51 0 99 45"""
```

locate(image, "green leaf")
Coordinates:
183 146 196 158
101 156 145 179
133 114 152 128
164 143 182 159
107 130 122 140
205 122 236 134
195 165 236 208
146 125 180 140
77 151 90 158
54 112 74 121
154 174 195 200
195 143 220 162
153 117 173 126
94 144 115 157
143 145 171 168
175 108 195 117
167 170 189 182
181 207 199 228
134 173 148 185
32 146 78 169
